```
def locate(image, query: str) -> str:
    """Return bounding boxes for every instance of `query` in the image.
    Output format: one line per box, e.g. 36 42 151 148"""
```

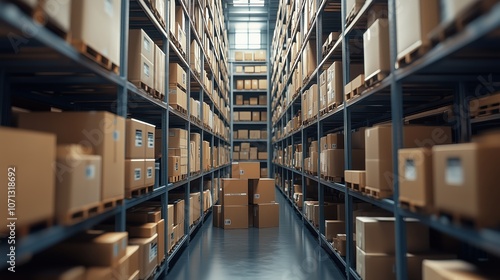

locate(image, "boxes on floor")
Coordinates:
253 203 279 228
223 206 248 229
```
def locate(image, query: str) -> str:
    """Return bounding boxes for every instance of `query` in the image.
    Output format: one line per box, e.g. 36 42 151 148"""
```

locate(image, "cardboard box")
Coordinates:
236 95 243 105
254 50 266 61
260 168 268 178
396 0 439 66
261 131 268 139
222 179 248 206
346 0 365 20
127 223 157 238
241 143 251 151
423 259 491 280
364 18 390 81
168 128 188 148
175 220 185 242
302 40 317 79
233 152 240 160
333 234 347 256
223 205 249 229
236 66 243 73
320 149 365 178
250 148 258 160
254 203 279 228
126 118 145 159
399 148 433 209
365 125 452 193
238 129 249 139
169 85 187 111
127 208 162 224
325 220 346 241
258 152 268 160
155 219 165 264
213 205 223 228
70 1 121 67
144 123 155 159
260 111 267 121
127 245 140 278
239 111 252 121
154 45 165 97
236 80 244 90
235 51 243 61
244 80 252 90
356 247 395 280
252 79 258 90
259 95 267 105
244 66 255 73
240 151 249 160
128 234 158 280
190 133 201 172
144 159 155 187
311 203 340 227
327 62 363 107
258 79 267 90
190 192 201 224
244 52 253 61
238 162 261 179
18 112 125 201
55 145 101 224
169 63 187 90
250 130 261 139
356 217 429 254
252 111 260 121
167 199 185 225
52 231 128 266
320 71 328 110
168 156 181 177
125 159 144 192
233 112 239 122
128 28 154 82
433 142 500 227
20 0 70 33
250 97 258 105
250 178 276 204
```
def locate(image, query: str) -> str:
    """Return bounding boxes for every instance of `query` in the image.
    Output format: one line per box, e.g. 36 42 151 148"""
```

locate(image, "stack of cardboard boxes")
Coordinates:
125 119 156 198
235 79 268 90
169 1 186 53
168 199 185 250
234 50 266 62
214 162 279 229
168 128 189 179
169 63 188 112
232 144 268 161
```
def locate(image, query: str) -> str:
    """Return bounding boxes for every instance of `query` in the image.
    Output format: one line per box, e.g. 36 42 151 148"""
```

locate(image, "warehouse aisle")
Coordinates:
165 189 345 280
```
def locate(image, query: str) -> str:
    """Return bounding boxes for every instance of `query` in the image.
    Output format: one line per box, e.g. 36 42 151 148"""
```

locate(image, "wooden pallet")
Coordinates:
58 202 101 225
396 45 431 69
72 40 119 74
153 90 165 101
345 182 365 192
145 265 159 280
131 81 155 96
436 209 491 229
365 72 388 88
471 103 500 119
169 175 182 183
172 104 188 115
430 0 497 47
400 199 428 214
101 196 124 211
324 176 343 183
126 185 154 199
363 186 392 199
16 217 53 238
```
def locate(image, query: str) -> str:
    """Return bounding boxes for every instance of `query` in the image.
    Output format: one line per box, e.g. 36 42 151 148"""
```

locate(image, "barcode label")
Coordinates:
143 37 151 52
144 63 150 77
224 219 231 225
149 242 158 262
446 158 463 186
147 167 153 178
148 132 154 148
135 130 143 147
404 159 417 181
134 168 141 180
85 165 96 180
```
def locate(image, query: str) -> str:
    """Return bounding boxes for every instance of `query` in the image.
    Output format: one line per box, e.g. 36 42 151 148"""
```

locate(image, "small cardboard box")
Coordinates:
240 151 250 160
363 18 390 81
127 223 157 238
259 95 267 105
236 95 243 105
126 118 146 159
250 97 259 105
235 66 243 73
250 130 261 139
235 51 243 61
233 112 240 122
260 111 267 121
223 205 249 229
251 79 259 90
254 203 279 228
250 178 276 204
244 52 253 61
244 66 255 73
237 80 244 90
128 234 158 280
252 111 260 121
125 159 144 192
239 111 252 121
244 80 252 90
325 220 345 241
258 79 267 90
258 152 268 160
169 63 187 90
222 179 248 206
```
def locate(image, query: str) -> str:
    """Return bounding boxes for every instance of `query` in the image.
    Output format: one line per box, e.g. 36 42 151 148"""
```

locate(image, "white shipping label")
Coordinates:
143 37 151 53
144 63 150 77
224 219 231 225
104 0 114 17
113 131 120 141
85 165 96 180
134 168 142 180
113 243 119 257
148 132 154 148
240 170 244 175
147 167 153 178
254 194 260 199
149 242 158 263
135 130 143 147
404 159 417 181
175 162 179 171
446 158 464 186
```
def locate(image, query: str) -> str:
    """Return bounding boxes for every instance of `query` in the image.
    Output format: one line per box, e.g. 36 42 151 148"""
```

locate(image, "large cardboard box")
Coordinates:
363 19 390 81
170 199 185 226
325 220 345 241
399 148 433 209
20 0 70 33
128 29 154 89
250 178 276 204
169 63 187 90
258 79 267 90
261 111 267 121
126 118 146 159
190 133 201 172
237 162 261 179
365 125 452 193
169 85 187 111
240 111 252 121
128 234 158 280
356 247 395 280
356 217 429 254
258 152 268 160
144 123 155 159
125 159 144 192
18 112 125 201
254 50 266 61
423 259 491 280
222 179 248 206
254 203 279 228
168 128 188 148
190 192 201 224
433 142 500 227
0 128 55 233
320 149 365 178
55 145 101 224
127 223 157 238
396 0 439 66
238 129 249 139
223 205 249 229
70 0 121 67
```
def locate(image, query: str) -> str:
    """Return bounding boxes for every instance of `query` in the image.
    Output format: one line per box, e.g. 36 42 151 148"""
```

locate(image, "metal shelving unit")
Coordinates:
271 0 500 279
0 0 231 277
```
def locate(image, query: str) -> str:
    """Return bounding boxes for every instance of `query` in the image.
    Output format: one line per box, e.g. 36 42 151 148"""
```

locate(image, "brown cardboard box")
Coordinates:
250 178 276 204
169 63 187 90
236 66 243 73
260 111 267 121
396 0 439 67
128 234 158 280
244 66 255 73
170 199 185 225
126 119 145 159
144 123 155 159
222 179 248 206
235 51 243 61
169 85 187 111
352 128 367 149
244 80 252 90
258 152 268 160
302 40 317 79
244 52 253 61
0 127 54 233
213 205 222 228
70 1 121 67
260 168 268 178
261 131 268 139
175 220 185 242
254 203 279 228
365 125 452 193
325 220 346 241
250 149 258 160
356 247 395 280
144 159 155 187
250 130 261 139
233 152 240 160
18 112 125 201
239 129 249 139
154 45 165 97
20 0 70 33
239 111 252 121
238 162 261 179
155 219 165 264
327 133 344 149
223 205 249 229
312 203 340 227
399 148 433 209
258 79 267 90
127 245 140 278
125 159 144 192
190 192 201 224
236 95 244 105
129 54 154 90
55 145 101 225
259 95 267 105
327 62 363 107
51 231 128 266
236 80 244 90
433 142 500 227
203 141 210 170
128 29 154 87
127 223 157 238
252 112 260 121
127 208 162 224
422 259 491 280
321 149 365 178
364 18 390 81
356 217 429 254
254 50 266 61
240 151 250 160
168 128 188 148
233 112 239 122
249 97 258 105
252 79 259 90
302 90 309 121
168 156 181 177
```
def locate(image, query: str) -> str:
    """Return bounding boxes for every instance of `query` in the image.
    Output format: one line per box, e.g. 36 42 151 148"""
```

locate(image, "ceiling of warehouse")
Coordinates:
222 0 279 33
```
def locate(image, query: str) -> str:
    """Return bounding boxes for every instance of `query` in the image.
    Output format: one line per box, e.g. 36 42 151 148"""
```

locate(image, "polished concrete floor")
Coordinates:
165 189 346 280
